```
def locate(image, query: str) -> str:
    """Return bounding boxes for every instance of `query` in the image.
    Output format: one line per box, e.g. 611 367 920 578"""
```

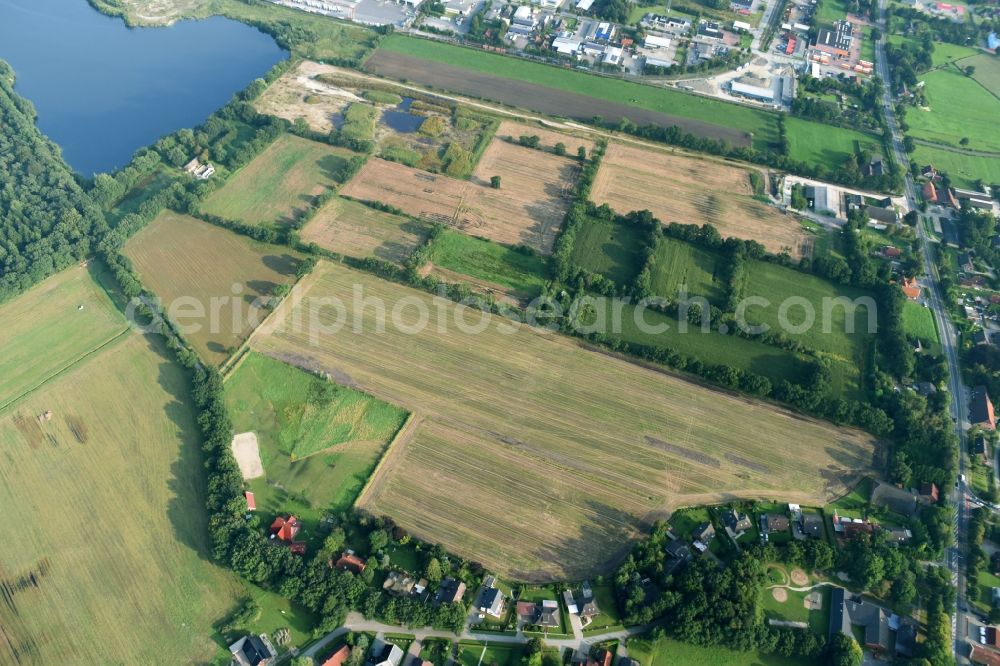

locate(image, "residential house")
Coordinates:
972 386 997 431
800 513 824 539
366 641 404 666
901 277 921 300
970 644 1000 666
334 552 367 575
269 515 306 555
871 479 919 517
434 577 467 605
562 589 578 614
383 571 420 597
974 329 991 346
973 435 989 462
923 181 938 204
321 645 351 666
919 482 939 504
722 509 753 533
585 650 613 666
863 155 885 178
882 245 902 259
762 513 790 535
516 600 558 627
692 521 716 543
230 635 277 666
478 583 505 618
895 621 917 658
959 252 976 273
884 526 913 545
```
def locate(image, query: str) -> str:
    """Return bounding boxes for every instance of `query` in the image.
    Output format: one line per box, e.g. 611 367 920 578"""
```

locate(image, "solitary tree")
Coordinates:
577 145 587 161
490 175 501 189
554 142 566 156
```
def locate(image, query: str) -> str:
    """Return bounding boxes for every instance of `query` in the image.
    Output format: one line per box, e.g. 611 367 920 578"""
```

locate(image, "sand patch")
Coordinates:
231 432 264 480
771 588 788 602
790 568 809 586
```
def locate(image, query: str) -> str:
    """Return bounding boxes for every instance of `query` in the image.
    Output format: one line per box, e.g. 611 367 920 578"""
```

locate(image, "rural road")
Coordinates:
295 612 649 663
874 3 971 662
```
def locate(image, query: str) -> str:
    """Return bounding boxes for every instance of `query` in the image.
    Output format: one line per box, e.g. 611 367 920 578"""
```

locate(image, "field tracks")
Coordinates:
353 410 422 509
221 268 323 379
0 327 130 415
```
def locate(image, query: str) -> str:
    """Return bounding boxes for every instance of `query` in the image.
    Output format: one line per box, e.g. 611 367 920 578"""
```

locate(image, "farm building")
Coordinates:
552 33 582 54
954 187 995 211
923 181 938 203
866 205 898 225
971 386 997 430
731 77 775 102
804 185 831 212
644 34 672 48
871 480 919 517
733 19 752 30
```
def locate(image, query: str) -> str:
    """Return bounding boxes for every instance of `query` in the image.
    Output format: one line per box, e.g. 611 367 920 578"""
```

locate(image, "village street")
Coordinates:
295 612 649 663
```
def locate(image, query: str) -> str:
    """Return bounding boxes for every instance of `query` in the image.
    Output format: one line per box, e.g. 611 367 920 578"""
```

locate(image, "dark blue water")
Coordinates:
380 98 422 133
0 0 287 175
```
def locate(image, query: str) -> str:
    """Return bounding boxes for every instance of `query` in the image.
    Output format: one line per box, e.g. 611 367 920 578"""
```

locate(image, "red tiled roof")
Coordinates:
245 491 256 511
923 181 938 203
270 515 301 542
920 482 939 502
971 644 1000 666
335 553 367 574
322 644 351 666
902 277 921 300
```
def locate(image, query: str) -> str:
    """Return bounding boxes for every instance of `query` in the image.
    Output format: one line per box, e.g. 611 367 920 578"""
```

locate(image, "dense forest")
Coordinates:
0 61 108 303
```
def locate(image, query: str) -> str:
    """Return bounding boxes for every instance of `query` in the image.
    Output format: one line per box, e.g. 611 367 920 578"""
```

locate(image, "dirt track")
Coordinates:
365 50 753 148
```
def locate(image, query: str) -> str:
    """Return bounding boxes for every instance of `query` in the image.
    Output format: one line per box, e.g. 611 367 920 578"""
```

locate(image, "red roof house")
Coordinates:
901 277 921 300
922 181 938 203
245 491 256 512
585 650 613 666
334 552 367 575
270 515 301 542
919 482 939 503
883 246 902 258
321 644 351 666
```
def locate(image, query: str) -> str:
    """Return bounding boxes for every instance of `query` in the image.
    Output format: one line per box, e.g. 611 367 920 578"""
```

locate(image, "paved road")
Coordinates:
297 612 649 663
873 3 971 662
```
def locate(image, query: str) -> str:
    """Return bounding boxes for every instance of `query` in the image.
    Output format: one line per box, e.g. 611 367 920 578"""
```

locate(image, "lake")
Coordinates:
0 0 287 175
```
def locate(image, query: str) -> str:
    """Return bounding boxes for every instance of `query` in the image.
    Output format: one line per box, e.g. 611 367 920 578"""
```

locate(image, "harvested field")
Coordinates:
591 143 812 259
301 196 429 264
252 261 878 580
495 121 596 156
0 264 128 411
340 154 576 253
201 133 357 226
0 332 242 664
124 211 303 366
364 50 755 149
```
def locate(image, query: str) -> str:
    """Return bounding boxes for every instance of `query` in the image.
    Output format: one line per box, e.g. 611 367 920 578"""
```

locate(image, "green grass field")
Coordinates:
908 66 1000 152
648 236 726 306
742 261 872 397
784 117 882 171
963 53 1000 97
0 330 243 664
375 35 780 151
201 133 357 226
458 642 526 666
931 42 980 67
628 634 810 666
124 211 303 366
761 585 831 635
0 264 128 411
909 143 1000 189
570 214 648 286
815 0 847 25
427 229 551 300
903 300 939 344
226 352 408 538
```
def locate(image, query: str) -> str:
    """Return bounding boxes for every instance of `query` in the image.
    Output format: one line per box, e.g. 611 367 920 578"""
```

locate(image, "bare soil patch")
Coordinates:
790 568 809 586
591 143 812 259
254 61 360 135
772 588 789 602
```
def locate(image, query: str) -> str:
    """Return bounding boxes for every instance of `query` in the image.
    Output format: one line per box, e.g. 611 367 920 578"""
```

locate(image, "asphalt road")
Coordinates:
873 3 971 662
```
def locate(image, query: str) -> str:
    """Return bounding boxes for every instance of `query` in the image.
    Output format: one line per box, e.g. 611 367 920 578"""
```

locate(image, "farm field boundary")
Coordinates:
252 260 877 580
